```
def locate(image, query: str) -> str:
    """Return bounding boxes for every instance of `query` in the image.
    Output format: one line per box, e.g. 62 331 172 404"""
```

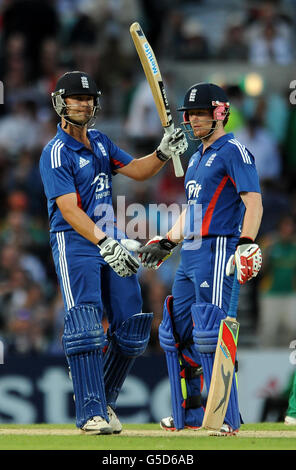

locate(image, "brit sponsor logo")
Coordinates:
91 172 111 199
186 180 202 199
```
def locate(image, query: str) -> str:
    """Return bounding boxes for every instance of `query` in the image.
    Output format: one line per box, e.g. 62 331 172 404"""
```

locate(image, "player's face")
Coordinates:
188 109 213 138
65 95 94 124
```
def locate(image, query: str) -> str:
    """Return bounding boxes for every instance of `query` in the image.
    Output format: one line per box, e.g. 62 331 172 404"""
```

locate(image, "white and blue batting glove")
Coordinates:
98 237 140 277
156 128 188 162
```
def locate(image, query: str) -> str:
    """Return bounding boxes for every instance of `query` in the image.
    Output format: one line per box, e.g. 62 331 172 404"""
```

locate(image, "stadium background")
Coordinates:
0 0 295 425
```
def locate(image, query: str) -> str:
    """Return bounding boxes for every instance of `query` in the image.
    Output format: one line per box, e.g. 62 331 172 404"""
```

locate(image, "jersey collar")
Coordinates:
56 123 88 151
198 132 234 152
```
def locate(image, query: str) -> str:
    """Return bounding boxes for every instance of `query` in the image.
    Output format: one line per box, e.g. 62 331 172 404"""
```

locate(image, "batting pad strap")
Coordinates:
180 365 203 380
182 395 203 410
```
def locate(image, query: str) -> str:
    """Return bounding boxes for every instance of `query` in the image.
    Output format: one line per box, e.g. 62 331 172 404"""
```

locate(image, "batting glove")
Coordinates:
137 236 178 269
226 237 262 285
98 237 140 277
156 128 188 162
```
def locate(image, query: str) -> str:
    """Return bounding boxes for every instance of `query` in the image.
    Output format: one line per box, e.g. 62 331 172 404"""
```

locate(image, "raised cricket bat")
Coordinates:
130 22 184 177
202 272 240 432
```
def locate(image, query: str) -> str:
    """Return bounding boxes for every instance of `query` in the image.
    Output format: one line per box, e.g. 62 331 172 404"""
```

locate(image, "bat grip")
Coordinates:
164 124 175 135
228 268 240 319
164 125 184 178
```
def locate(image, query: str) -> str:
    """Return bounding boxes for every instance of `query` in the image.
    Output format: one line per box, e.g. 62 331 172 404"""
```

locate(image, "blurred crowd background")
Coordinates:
0 0 296 357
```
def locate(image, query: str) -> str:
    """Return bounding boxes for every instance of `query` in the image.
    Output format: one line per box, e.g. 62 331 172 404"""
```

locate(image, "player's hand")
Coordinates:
226 238 262 285
156 128 188 162
120 239 142 253
137 236 178 269
98 237 139 277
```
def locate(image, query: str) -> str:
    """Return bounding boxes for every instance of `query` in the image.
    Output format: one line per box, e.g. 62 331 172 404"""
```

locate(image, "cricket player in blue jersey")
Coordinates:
138 83 263 435
39 71 188 434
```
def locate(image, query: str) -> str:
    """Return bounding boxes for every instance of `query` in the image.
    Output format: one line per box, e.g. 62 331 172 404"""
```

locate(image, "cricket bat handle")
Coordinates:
164 124 184 178
227 268 240 319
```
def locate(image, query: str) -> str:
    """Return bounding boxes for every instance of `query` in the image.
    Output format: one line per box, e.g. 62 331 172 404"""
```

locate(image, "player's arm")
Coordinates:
225 141 264 284
166 207 187 243
240 191 263 241
56 193 105 244
56 193 139 277
117 128 188 181
117 151 166 180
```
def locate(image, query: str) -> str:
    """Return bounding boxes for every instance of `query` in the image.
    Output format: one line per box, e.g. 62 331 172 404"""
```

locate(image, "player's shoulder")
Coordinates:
88 127 112 146
40 135 69 168
88 128 109 142
41 135 67 154
88 128 118 158
222 135 255 164
87 128 100 138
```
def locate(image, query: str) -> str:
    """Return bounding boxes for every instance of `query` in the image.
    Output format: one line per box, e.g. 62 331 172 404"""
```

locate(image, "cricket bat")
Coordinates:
130 22 184 177
202 272 240 431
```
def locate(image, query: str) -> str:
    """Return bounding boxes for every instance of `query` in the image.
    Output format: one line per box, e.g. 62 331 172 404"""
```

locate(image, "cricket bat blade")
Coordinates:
202 275 240 431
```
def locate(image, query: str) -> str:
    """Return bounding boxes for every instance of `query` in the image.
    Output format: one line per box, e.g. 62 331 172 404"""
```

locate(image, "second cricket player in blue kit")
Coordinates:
39 71 188 434
139 83 263 434
43 124 142 319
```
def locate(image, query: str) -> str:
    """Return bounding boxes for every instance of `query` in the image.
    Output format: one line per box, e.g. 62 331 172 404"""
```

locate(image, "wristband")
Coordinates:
97 235 107 247
236 236 254 247
159 238 178 251
156 149 169 162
